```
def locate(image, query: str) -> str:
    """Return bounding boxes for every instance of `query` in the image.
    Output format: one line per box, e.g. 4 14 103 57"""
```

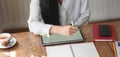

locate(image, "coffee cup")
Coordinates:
0 33 11 46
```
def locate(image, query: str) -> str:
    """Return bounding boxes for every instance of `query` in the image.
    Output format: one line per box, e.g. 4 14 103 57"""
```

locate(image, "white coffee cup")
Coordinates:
0 33 11 46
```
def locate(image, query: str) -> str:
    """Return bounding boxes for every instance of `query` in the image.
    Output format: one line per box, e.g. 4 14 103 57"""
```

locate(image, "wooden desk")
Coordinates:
0 32 46 57
0 20 120 57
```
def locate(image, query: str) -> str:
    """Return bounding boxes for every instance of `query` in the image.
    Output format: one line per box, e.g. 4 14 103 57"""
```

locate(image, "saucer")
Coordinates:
0 38 16 49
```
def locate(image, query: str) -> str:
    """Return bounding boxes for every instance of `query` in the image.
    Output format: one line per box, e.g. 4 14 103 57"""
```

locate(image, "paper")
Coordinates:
46 42 100 57
71 42 100 57
46 44 74 57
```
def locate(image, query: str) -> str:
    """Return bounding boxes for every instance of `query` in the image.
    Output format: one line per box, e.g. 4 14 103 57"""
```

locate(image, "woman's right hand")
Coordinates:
49 25 78 36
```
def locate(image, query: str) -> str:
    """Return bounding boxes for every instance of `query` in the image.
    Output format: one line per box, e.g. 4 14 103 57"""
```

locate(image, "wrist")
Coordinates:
49 25 60 34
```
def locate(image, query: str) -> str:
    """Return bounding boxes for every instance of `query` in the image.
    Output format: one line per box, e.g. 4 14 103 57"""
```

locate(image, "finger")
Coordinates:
70 28 78 33
69 30 77 35
69 31 75 35
70 29 77 33
67 26 78 29
70 26 78 30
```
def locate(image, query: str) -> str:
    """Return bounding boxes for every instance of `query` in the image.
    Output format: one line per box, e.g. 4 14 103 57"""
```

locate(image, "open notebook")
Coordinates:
46 42 100 57
40 30 84 46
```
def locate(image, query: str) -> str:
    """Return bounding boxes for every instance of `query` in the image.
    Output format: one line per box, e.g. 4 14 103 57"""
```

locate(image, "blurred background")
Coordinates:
0 0 30 33
0 0 120 33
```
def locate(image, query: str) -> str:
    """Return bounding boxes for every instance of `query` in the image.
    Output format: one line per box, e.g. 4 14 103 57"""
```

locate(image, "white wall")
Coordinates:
89 0 120 22
0 0 120 32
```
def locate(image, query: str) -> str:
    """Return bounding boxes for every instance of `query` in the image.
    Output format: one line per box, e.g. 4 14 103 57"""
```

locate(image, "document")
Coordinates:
46 42 100 57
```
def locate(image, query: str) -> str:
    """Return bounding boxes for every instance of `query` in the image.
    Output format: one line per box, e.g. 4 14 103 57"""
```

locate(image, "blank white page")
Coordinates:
46 44 74 57
71 42 100 57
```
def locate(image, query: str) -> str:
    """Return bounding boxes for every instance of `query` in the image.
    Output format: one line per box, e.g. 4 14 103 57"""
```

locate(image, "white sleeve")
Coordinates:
74 0 90 26
27 0 52 37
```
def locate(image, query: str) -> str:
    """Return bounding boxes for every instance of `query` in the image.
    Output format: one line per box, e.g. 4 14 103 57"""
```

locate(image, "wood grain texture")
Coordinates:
0 20 120 57
94 42 114 57
9 32 44 57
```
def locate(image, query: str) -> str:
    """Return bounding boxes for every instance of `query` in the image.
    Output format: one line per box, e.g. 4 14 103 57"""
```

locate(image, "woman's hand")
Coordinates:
49 25 78 36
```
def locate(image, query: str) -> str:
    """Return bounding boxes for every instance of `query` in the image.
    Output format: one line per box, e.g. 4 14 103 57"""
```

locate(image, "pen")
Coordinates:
71 21 79 29
71 21 74 26
113 42 117 57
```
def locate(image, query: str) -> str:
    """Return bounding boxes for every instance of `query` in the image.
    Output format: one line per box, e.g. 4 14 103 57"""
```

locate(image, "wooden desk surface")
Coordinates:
0 20 120 57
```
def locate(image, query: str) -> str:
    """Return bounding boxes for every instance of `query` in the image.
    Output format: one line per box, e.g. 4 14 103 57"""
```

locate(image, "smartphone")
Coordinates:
99 25 112 37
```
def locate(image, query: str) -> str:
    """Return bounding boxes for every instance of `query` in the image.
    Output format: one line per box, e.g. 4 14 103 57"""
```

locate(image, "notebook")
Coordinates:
115 41 120 57
93 24 116 41
40 30 84 46
46 42 100 57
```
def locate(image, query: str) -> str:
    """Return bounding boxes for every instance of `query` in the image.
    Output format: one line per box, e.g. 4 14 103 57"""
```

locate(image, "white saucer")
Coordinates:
0 38 16 49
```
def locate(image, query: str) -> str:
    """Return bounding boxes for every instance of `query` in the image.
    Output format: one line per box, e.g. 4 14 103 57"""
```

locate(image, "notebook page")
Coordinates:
46 44 74 57
71 42 100 57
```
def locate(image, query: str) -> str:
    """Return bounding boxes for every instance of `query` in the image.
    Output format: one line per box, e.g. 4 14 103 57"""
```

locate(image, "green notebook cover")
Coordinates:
41 30 84 46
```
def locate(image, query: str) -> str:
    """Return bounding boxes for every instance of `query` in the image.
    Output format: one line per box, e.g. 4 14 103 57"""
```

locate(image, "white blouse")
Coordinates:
27 0 90 36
